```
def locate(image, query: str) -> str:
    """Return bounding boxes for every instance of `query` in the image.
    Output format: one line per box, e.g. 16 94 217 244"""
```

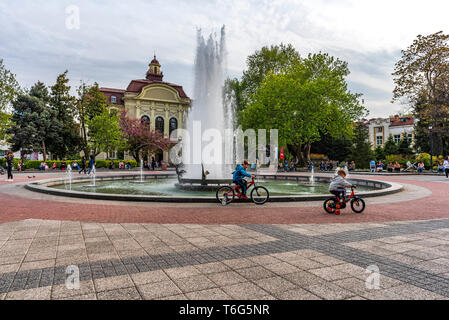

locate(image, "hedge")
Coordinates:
0 159 138 170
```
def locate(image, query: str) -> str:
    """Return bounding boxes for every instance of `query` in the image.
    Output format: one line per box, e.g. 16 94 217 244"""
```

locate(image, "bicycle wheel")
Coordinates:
323 198 337 214
351 198 365 213
250 186 269 205
216 186 234 205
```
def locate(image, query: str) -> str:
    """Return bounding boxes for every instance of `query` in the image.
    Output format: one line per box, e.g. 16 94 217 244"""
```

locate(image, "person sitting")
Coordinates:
417 161 425 173
125 161 131 169
72 161 80 170
329 169 355 202
376 161 383 172
51 162 58 170
119 160 125 169
394 161 401 173
233 160 255 200
60 161 67 171
349 161 355 171
38 162 45 171
327 161 334 171
387 162 394 172
437 162 444 175
109 161 115 170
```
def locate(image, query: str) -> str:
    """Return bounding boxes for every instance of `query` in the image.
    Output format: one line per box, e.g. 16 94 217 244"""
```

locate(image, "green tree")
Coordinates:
0 59 21 112
49 71 81 159
86 109 123 157
397 135 414 156
374 146 386 161
383 135 399 155
392 31 449 156
0 112 11 141
225 44 301 123
241 52 367 163
7 82 62 161
76 82 108 157
349 124 374 169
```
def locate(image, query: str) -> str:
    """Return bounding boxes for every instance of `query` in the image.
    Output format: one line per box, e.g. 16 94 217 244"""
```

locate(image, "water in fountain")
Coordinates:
182 26 234 180
309 166 315 184
65 164 72 190
140 159 143 182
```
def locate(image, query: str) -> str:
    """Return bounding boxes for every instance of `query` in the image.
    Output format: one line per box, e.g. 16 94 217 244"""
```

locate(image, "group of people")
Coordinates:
437 158 449 178
143 157 159 171
318 160 355 172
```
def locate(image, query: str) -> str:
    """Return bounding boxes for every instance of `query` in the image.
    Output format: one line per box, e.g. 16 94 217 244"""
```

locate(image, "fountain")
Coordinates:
176 26 235 190
131 159 146 184
65 165 72 190
83 164 96 188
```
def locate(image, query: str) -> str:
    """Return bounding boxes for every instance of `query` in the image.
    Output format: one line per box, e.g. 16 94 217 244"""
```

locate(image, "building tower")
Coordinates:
145 55 163 81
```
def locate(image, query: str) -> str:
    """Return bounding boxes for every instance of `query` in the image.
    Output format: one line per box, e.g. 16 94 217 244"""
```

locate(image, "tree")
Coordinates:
0 59 21 112
76 82 108 157
49 71 81 159
119 111 174 162
311 132 352 162
86 109 123 157
383 135 399 155
374 146 386 161
224 43 301 123
392 31 449 156
349 124 374 169
7 82 62 161
397 135 414 156
0 112 11 142
241 52 367 163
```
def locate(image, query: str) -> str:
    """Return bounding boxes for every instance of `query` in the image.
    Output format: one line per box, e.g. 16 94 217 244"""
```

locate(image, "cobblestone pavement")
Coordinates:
2 218 449 300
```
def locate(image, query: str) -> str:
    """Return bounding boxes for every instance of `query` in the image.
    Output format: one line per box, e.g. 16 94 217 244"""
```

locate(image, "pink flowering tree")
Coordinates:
119 111 175 162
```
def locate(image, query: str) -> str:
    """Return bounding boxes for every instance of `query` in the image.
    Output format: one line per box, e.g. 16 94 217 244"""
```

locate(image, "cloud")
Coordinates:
1 0 449 118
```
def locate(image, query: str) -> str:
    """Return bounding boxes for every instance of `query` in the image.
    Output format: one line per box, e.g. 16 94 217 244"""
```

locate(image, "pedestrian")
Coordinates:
444 157 449 178
151 157 156 171
6 151 14 182
87 155 95 175
79 157 87 174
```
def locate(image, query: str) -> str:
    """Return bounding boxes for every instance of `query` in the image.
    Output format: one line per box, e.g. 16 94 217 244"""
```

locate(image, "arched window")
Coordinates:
169 117 178 136
111 96 117 103
155 116 164 133
141 115 150 125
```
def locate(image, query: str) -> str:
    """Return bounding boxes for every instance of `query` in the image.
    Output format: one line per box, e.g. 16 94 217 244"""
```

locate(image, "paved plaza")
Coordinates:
0 172 449 300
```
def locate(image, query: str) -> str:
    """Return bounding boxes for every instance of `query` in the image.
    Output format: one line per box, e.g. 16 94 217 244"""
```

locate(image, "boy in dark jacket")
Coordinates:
233 160 255 199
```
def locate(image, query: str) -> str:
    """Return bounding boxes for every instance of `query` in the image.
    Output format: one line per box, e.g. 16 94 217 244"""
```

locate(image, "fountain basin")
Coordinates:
25 174 403 203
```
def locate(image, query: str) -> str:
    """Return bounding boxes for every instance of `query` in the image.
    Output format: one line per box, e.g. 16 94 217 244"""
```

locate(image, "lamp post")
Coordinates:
429 124 433 172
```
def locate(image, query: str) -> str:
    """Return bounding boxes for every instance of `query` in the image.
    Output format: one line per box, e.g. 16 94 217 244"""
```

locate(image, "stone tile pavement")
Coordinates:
2 218 449 299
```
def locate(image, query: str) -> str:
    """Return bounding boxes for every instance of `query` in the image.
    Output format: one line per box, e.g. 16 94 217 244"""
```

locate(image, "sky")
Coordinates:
1 0 449 118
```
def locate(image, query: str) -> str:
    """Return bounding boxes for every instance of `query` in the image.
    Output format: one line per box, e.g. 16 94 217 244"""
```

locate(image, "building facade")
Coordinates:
99 56 191 162
365 115 415 149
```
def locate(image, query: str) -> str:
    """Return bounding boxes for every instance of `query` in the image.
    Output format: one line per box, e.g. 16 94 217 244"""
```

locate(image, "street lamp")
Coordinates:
429 124 433 172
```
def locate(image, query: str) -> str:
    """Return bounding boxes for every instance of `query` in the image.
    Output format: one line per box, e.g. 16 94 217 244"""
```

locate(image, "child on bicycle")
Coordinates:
329 169 355 201
233 160 255 199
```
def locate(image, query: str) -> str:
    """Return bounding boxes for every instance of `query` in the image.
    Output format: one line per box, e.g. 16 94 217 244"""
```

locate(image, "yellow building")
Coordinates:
99 56 191 163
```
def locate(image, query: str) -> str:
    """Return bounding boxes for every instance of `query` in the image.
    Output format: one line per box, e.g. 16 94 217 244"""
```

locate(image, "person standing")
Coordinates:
151 157 156 171
444 157 449 179
6 151 14 182
87 155 95 175
79 157 87 174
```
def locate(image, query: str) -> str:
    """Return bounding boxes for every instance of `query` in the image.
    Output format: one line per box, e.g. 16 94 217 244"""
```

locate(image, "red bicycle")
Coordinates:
323 186 365 215
216 178 269 205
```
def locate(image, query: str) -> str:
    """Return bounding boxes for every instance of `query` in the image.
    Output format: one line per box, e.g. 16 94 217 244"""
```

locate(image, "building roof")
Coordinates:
365 115 415 127
126 79 189 99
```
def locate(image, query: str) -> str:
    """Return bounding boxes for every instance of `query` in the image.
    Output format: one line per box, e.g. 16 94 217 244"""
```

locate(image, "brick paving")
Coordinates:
0 173 448 299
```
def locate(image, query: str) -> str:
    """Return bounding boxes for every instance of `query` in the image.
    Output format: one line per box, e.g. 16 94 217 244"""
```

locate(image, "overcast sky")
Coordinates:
1 0 449 118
